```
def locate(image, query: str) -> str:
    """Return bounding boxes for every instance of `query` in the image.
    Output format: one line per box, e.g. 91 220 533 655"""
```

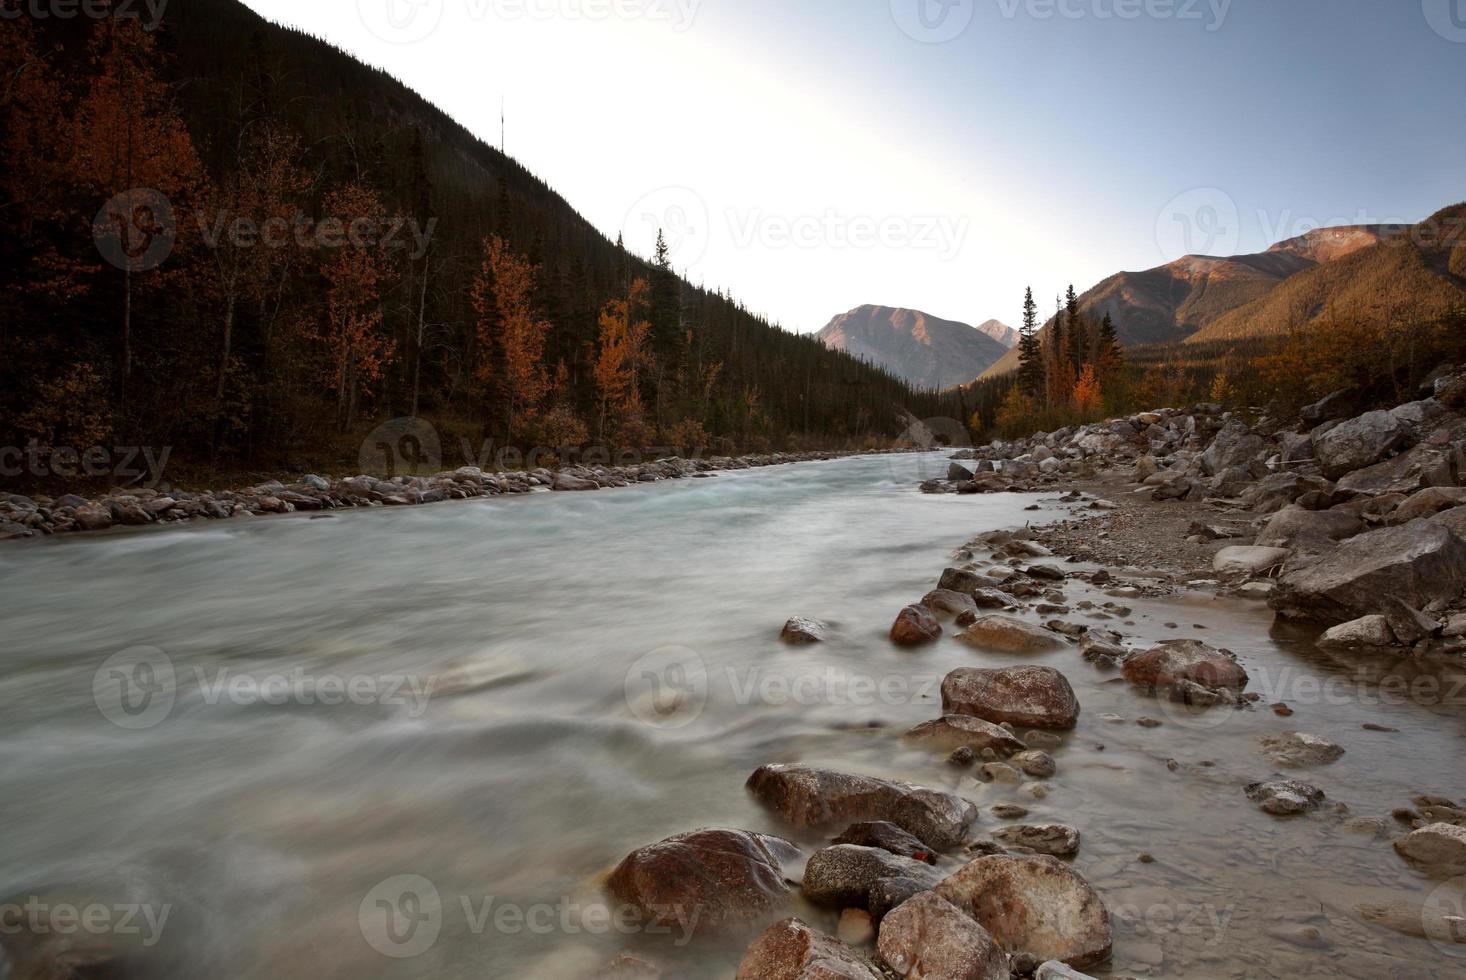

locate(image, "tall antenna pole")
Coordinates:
500 96 505 155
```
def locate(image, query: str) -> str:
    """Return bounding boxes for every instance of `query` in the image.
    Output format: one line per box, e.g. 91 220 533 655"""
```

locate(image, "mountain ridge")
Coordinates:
816 305 1014 391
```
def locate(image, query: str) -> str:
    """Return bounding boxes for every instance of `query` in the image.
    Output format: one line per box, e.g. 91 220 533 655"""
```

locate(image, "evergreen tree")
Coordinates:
1017 287 1044 400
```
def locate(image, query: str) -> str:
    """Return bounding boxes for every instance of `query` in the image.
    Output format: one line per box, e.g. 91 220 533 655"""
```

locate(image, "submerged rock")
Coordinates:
990 824 1081 857
1258 732 1345 767
1316 615 1400 650
606 828 800 934
877 891 1010 980
954 616 1065 653
1121 640 1247 694
1394 823 1466 876
903 715 1027 756
941 666 1081 730
889 604 943 647
935 854 1113 969
780 617 831 644
1245 779 1326 816
735 917 880 980
746 764 977 849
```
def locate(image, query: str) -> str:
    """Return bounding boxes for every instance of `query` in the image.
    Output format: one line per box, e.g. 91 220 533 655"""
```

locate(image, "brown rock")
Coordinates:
877 891 1010 980
955 616 1065 653
781 617 831 644
903 715 1027 756
747 764 977 849
832 822 938 864
1121 640 1247 693
735 918 881 980
606 828 800 934
801 845 941 907
935 855 1113 968
941 666 1081 730
890 605 943 647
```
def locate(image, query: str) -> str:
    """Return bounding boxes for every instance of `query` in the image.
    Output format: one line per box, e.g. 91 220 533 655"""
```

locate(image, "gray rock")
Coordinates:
1245 779 1325 816
1393 823 1466 876
1317 615 1399 650
781 617 831 644
921 589 979 619
1391 486 1466 523
1335 442 1455 495
936 855 1113 969
1011 750 1057 778
1254 505 1362 548
990 824 1080 857
877 891 1010 980
1213 546 1291 576
1201 420 1265 476
949 462 976 482
1271 519 1466 623
867 876 927 927
939 567 987 595
1035 963 1099 980
1313 410 1413 479
1258 732 1345 767
801 845 941 907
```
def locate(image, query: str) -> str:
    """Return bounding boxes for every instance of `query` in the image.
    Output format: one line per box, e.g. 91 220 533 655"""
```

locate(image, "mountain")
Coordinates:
816 306 1015 390
1185 205 1466 344
0 1 963 473
977 223 1408 380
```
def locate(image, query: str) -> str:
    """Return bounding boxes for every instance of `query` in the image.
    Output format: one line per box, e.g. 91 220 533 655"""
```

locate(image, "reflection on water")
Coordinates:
0 454 1461 978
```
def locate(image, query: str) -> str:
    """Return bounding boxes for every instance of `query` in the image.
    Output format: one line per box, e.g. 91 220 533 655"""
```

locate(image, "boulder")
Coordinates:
867 876 928 928
1257 732 1345 767
781 617 831 644
1121 640 1247 693
1212 546 1290 576
1254 506 1362 548
890 605 943 647
941 666 1080 730
1301 389 1364 426
1335 442 1455 496
746 765 977 849
1242 472 1333 514
1271 520 1466 623
1011 750 1057 778
606 829 800 933
877 891 1010 980
1316 615 1399 650
735 918 881 980
832 822 938 863
1202 420 1265 476
1393 823 1466 876
1244 779 1325 816
990 824 1080 857
71 505 113 531
935 855 1113 969
903 715 1027 756
1313 410 1413 479
954 616 1065 653
949 462 976 482
921 589 979 619
938 567 987 595
801 845 941 907
553 473 600 491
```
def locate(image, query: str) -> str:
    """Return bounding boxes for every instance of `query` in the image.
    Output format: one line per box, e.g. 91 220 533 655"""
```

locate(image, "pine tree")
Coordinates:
1017 287 1044 400
1098 311 1122 375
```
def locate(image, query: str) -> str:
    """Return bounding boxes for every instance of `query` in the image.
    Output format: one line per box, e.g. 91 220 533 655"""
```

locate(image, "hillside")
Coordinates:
978 224 1400 380
816 306 1014 390
0 1 960 478
1185 204 1466 343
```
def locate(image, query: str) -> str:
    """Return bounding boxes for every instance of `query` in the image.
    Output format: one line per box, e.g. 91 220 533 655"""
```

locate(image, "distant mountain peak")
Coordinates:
816 306 1013 390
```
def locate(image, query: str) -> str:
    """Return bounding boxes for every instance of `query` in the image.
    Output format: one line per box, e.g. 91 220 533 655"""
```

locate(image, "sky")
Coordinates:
239 0 1466 334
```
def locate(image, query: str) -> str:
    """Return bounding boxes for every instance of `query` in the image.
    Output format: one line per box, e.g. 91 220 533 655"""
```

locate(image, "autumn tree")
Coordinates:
594 278 652 441
484 235 552 440
316 182 397 428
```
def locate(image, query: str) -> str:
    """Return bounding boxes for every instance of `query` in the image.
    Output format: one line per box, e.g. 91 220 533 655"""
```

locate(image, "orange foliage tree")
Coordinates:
594 278 652 441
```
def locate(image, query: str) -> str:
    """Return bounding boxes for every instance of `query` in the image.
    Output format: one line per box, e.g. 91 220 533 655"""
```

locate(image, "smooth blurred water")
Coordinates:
0 453 1462 978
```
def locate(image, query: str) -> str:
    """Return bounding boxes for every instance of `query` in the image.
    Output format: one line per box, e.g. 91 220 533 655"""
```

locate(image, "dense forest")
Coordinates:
0 0 970 486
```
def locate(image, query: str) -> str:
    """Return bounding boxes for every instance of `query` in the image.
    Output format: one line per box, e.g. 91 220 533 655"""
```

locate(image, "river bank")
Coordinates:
0 449 875 541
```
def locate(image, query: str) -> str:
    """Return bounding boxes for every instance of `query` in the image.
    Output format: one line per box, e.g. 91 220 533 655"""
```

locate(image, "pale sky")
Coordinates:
240 0 1466 333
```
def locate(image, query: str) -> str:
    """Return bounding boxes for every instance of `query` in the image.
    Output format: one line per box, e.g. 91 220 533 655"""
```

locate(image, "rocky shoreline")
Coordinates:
576 370 1466 978
0 450 867 541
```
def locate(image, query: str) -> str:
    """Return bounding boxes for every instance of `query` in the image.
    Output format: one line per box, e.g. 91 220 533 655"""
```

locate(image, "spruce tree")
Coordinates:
1017 287 1044 400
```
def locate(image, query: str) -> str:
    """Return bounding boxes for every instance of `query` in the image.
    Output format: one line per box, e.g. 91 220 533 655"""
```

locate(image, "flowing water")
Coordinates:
0 453 1462 979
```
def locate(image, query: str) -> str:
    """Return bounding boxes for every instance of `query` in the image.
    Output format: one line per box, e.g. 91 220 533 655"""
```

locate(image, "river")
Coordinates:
0 453 1461 978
